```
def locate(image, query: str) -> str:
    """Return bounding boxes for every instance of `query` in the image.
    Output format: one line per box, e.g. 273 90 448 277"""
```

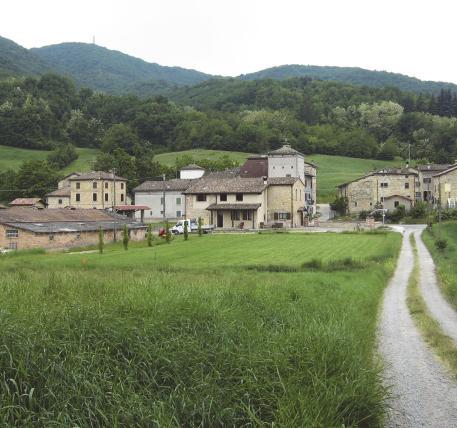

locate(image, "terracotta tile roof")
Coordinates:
433 164 457 178
9 198 43 206
338 167 417 188
416 164 452 172
0 207 123 223
133 179 194 192
45 188 71 197
267 177 300 185
268 144 304 157
115 205 150 211
206 203 261 210
68 171 126 181
184 177 267 194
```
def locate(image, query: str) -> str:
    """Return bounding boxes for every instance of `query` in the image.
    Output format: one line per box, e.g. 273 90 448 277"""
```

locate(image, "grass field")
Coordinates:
0 145 98 173
423 223 457 309
0 232 401 426
154 148 250 166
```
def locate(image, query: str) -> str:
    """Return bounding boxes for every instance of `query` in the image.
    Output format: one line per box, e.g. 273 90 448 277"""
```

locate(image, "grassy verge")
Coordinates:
422 222 457 309
0 232 400 425
407 233 457 378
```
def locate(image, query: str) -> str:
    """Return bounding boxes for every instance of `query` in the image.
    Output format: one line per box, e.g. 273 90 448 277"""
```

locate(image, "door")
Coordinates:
217 212 223 228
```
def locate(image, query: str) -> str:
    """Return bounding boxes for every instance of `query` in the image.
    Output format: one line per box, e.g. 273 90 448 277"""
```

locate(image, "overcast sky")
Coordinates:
2 0 456 83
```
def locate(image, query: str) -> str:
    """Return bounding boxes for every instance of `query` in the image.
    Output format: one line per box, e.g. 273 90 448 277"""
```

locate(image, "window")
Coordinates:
286 174 291 177
424 178 432 184
120 194 124 202
76 193 80 202
197 194 207 202
176 197 182 205
150 211 153 215
354 201 358 207
58 199 62 205
380 182 388 188
295 189 298 200
236 193 243 201
416 192 421 198
121 183 124 190
8 242 17 250
92 193 97 202
291 165 294 169
405 175 409 179
6 229 18 238
160 197 164 205
105 193 108 202
220 193 227 201
76 233 81 240
394 201 400 208
176 210 182 217
93 182 97 189
49 234 55 241
380 197 385 202
273 212 291 220
242 210 252 220
405 182 409 189
76 182 80 189
231 210 240 221
105 182 108 189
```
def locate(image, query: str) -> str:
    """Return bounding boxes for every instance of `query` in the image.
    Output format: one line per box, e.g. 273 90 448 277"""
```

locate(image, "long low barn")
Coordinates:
0 207 147 251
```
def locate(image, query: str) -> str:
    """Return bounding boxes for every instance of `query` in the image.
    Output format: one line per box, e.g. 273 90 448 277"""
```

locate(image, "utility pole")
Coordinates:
112 168 117 242
408 143 411 167
162 173 166 223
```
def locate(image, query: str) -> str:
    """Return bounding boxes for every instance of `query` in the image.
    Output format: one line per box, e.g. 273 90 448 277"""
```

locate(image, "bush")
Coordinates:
122 224 129 250
47 144 79 169
435 239 448 251
410 201 428 219
387 205 406 223
302 258 323 270
330 197 348 216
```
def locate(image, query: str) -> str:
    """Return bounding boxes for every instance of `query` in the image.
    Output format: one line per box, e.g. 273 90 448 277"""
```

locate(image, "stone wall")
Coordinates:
0 224 146 251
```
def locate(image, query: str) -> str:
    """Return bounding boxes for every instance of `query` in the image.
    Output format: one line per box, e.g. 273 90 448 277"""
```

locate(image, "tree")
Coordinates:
184 221 189 241
122 224 129 250
101 123 140 155
47 144 79 169
98 227 104 254
330 196 348 216
147 223 153 247
198 217 203 236
377 137 398 160
14 160 61 198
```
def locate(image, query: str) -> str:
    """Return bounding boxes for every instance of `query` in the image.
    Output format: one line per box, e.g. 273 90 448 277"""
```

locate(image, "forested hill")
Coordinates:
239 65 457 95
0 36 50 79
31 43 212 94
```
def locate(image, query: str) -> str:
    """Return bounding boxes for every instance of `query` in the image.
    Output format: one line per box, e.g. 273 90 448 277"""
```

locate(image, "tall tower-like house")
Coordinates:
267 144 305 181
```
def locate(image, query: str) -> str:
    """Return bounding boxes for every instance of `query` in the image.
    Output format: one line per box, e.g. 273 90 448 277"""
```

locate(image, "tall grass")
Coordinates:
0 233 400 426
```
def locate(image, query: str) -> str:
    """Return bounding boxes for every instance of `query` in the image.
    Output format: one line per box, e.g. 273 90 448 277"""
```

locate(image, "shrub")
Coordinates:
410 201 428 219
98 227 104 254
302 258 323 270
147 224 153 247
122 224 129 250
198 217 203 236
184 221 189 241
165 220 171 243
435 239 448 251
330 196 348 216
388 205 406 223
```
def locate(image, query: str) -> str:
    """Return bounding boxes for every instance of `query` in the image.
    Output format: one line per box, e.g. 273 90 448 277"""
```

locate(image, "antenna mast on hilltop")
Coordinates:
92 35 96 45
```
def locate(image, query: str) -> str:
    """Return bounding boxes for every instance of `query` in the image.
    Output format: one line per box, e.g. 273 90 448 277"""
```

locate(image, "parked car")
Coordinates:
169 219 214 235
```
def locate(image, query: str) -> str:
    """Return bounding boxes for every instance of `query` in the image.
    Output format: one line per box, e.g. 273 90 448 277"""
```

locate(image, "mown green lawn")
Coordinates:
154 148 250 166
0 232 401 426
423 223 457 309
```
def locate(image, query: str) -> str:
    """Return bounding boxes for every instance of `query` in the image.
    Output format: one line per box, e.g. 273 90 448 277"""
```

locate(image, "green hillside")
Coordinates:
0 145 98 173
31 42 212 93
155 149 250 166
0 36 50 79
240 65 457 94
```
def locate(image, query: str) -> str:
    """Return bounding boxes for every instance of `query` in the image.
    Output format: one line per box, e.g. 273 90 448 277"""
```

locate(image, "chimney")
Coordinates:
262 176 268 185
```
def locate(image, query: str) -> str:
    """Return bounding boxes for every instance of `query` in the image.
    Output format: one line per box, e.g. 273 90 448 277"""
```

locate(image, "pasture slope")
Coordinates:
1 145 404 202
0 232 400 426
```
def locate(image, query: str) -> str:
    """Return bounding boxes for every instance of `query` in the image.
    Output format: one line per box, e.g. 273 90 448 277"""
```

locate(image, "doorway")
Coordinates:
217 212 223 228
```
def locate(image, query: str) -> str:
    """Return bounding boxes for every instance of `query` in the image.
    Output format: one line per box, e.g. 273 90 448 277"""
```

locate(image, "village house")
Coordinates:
432 163 457 208
416 164 452 203
183 175 306 229
68 171 127 209
0 207 147 251
46 173 81 208
338 167 418 213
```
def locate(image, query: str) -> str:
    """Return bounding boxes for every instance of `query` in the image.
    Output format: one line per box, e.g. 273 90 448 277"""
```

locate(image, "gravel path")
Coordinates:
415 230 457 344
378 225 457 427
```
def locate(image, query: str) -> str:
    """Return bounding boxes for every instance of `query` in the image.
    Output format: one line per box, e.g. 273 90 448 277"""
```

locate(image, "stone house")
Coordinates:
338 167 418 213
432 164 457 208
68 171 127 209
45 187 71 208
184 176 306 229
0 207 146 251
416 164 452 203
